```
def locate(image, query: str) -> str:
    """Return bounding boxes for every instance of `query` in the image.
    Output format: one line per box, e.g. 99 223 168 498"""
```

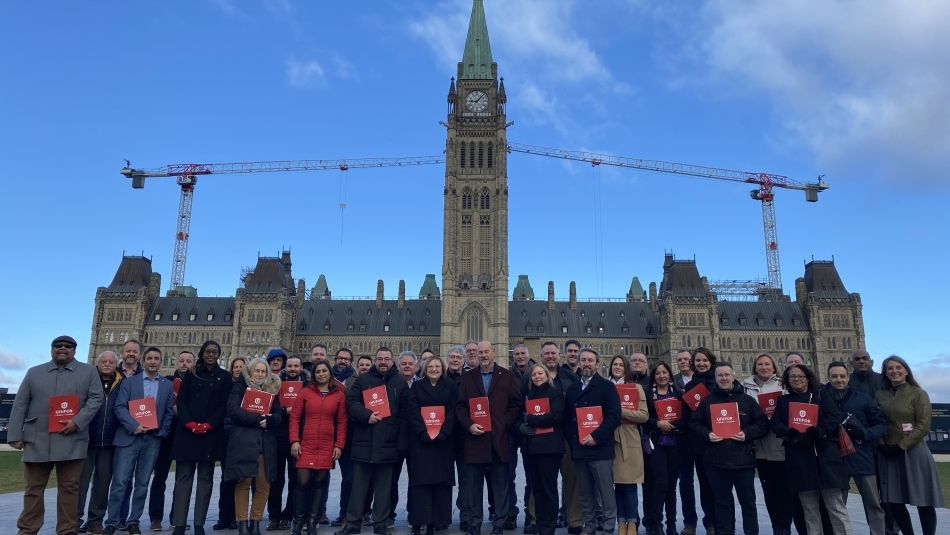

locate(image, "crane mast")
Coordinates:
122 146 827 294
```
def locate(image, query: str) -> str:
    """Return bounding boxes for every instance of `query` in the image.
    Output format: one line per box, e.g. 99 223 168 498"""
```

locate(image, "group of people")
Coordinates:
7 336 944 535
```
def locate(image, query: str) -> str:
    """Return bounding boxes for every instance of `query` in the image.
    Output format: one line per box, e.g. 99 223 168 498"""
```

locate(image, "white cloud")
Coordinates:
913 355 950 403
331 53 358 80
286 57 327 88
0 348 27 370
409 0 626 132
648 0 950 186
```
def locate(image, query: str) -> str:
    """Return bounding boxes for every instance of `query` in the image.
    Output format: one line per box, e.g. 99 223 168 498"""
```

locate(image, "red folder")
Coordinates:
789 402 819 432
616 384 640 410
469 396 492 432
758 391 782 419
363 385 391 418
526 397 553 434
279 381 303 408
710 402 741 438
48 394 80 432
240 388 275 415
683 383 710 411
576 406 603 443
655 398 682 422
129 397 158 429
172 377 182 395
421 405 445 440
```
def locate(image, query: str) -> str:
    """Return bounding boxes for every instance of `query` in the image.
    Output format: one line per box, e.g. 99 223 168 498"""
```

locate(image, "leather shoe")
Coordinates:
151 520 164 531
568 528 583 535
331 517 345 527
267 520 282 531
335 527 362 535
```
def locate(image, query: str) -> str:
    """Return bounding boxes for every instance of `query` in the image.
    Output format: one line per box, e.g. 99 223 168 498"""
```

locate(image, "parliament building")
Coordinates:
87 1 865 379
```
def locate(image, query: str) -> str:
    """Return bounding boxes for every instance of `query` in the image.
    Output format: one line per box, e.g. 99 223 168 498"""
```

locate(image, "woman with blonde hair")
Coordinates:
223 357 283 535
520 363 564 535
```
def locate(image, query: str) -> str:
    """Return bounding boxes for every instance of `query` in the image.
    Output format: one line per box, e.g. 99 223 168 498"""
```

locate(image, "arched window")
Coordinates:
479 190 490 210
469 143 475 168
462 189 473 210
464 305 485 342
478 142 484 168
460 142 466 168
487 144 493 168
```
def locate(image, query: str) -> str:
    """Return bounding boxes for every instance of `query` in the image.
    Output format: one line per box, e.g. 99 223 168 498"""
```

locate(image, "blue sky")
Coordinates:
1 1 948 398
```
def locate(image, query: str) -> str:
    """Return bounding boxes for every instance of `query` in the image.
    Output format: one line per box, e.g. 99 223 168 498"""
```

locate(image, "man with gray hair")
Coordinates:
390 350 419 523
78 351 123 534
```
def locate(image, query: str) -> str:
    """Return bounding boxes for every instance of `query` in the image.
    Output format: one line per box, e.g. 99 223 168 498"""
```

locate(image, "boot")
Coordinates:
237 521 250 535
291 516 306 535
309 479 326 535
250 520 264 535
426 526 435 535
618 522 628 535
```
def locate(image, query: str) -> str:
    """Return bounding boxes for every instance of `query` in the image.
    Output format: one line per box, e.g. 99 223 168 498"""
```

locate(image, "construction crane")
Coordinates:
120 156 444 290
507 143 829 293
122 145 826 294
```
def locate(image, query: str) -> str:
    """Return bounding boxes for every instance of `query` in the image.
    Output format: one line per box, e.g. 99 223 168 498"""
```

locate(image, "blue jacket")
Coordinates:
112 372 175 446
565 373 621 461
89 374 123 448
824 384 886 476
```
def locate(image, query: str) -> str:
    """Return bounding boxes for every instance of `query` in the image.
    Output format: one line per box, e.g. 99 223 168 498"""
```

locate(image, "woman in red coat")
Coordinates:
289 360 347 535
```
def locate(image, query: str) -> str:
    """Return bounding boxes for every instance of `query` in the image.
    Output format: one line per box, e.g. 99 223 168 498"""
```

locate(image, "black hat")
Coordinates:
51 335 78 348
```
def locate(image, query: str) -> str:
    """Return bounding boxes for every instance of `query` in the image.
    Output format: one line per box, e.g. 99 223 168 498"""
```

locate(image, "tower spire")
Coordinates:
460 0 494 80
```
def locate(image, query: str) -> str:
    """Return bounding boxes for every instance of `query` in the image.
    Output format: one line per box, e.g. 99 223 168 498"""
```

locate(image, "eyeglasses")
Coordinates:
788 374 807 380
53 343 76 349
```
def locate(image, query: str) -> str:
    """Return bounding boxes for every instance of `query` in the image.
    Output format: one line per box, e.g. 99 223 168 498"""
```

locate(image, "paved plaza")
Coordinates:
2 464 946 535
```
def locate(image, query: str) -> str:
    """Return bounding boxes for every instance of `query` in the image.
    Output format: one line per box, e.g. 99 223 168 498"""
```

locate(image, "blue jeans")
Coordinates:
614 484 639 524
105 435 162 527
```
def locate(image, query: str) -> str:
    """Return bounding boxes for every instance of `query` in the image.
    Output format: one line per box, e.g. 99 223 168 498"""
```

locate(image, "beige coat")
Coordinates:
612 381 648 484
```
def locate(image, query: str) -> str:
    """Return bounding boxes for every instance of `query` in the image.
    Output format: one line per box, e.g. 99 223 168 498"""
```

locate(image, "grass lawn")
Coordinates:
0 451 177 494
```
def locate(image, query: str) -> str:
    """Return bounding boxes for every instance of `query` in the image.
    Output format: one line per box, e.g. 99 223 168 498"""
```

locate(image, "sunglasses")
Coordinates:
53 343 76 349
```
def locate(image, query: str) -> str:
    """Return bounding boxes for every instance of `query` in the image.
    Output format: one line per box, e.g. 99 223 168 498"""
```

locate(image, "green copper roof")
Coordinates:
312 274 330 298
460 0 493 79
419 274 441 299
627 277 646 300
513 275 534 300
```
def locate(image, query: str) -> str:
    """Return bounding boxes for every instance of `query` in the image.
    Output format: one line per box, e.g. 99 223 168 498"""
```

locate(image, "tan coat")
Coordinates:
612 381 648 484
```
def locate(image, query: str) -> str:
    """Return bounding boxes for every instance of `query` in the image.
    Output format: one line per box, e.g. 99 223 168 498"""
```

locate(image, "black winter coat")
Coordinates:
689 383 768 469
172 362 232 462
824 384 887 476
222 377 284 482
681 370 717 455
522 382 565 456
345 365 409 464
643 384 687 439
564 373 621 461
406 377 457 487
771 388 849 491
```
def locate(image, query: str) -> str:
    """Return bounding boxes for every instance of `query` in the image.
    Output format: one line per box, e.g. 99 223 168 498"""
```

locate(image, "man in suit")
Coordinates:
103 346 175 535
565 348 622 535
8 335 104 535
455 340 522 535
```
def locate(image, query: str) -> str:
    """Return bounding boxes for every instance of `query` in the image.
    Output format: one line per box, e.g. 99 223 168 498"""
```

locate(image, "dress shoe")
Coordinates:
267 520 282 531
334 526 362 535
80 521 89 533
172 527 187 535
103 527 116 535
128 524 143 535
213 520 231 531
459 522 469 533
330 517 345 527
678 527 695 535
89 524 104 535
523 524 536 535
237 521 249 535
278 520 291 530
194 526 206 535
568 528 583 535
152 520 164 531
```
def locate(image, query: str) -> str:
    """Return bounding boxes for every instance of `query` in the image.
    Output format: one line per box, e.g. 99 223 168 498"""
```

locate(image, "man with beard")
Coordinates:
330 348 358 527
464 342 479 371
119 340 144 378
504 344 534 531
562 340 581 376
336 348 409 535
456 341 521 535
268 355 311 530
564 349 621 535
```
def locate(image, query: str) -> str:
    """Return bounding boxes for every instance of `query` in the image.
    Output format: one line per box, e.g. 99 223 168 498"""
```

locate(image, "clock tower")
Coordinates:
440 0 510 359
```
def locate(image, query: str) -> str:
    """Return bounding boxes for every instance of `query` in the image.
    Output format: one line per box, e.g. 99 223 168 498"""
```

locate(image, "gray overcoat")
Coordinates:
8 358 104 462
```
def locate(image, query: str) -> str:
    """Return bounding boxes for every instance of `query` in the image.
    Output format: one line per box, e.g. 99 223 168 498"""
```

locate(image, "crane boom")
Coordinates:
507 142 829 292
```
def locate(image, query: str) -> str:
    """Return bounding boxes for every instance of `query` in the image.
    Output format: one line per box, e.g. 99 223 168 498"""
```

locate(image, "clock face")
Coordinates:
465 90 488 112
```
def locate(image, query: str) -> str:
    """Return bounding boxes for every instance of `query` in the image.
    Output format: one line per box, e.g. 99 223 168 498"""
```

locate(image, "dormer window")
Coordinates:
154 313 162 321
207 313 214 321
189 313 197 322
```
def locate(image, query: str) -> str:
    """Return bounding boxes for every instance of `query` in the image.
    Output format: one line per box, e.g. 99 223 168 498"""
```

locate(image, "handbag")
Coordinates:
837 425 856 456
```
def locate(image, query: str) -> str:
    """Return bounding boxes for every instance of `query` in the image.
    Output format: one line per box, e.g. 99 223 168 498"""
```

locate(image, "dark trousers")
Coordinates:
390 456 407 520
456 458 470 526
462 453 511 531
218 454 236 525
79 445 114 528
705 464 758 535
886 503 937 535
18 459 84 535
525 454 560 535
149 435 175 523
267 438 296 521
693 454 715 529
408 485 453 528
171 460 215 526
346 461 396 532
677 444 697 527
504 441 521 521
756 459 793 531
520 447 534 523
338 454 354 520
643 444 678 531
